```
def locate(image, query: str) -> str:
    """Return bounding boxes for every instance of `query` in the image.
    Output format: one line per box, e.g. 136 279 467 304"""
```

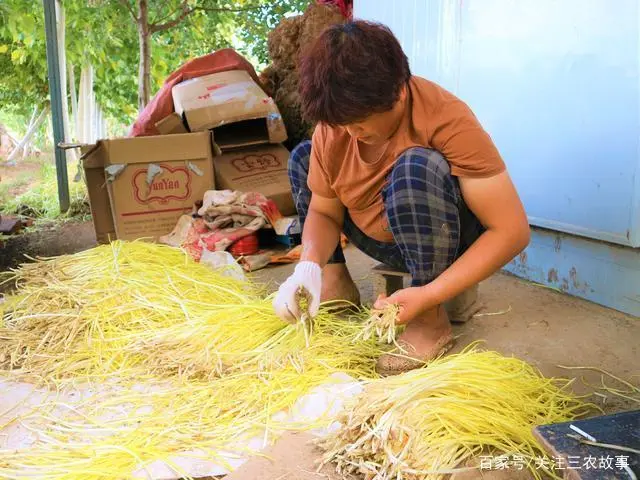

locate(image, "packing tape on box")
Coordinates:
146 163 163 186
188 162 204 176
105 164 126 183
267 112 283 130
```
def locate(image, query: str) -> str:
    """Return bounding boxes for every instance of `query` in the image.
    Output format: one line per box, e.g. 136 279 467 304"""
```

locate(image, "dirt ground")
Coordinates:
0 221 96 277
0 159 42 197
1 221 637 479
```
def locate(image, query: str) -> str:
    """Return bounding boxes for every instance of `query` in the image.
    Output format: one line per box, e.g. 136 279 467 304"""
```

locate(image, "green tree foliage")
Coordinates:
0 0 309 131
65 2 139 124
0 1 50 117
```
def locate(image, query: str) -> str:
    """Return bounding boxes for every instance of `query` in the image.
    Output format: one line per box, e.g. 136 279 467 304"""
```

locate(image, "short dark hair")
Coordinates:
299 21 411 126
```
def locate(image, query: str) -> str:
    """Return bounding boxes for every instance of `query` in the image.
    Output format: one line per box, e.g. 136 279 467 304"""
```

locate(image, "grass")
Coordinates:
0 156 90 223
0 172 31 197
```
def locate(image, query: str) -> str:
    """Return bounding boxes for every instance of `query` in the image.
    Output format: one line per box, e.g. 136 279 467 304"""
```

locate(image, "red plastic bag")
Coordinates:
129 48 264 137
316 0 353 19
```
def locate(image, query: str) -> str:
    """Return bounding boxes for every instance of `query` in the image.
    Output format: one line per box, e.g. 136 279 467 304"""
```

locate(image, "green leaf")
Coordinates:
21 14 34 33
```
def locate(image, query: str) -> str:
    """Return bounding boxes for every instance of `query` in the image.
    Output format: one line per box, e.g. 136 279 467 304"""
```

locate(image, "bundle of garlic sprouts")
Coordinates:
355 303 402 344
318 344 593 480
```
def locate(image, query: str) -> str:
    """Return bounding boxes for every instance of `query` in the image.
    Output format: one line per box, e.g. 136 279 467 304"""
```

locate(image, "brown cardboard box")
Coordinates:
171 69 287 144
213 143 295 216
211 115 287 148
154 112 188 135
81 143 116 244
82 132 214 242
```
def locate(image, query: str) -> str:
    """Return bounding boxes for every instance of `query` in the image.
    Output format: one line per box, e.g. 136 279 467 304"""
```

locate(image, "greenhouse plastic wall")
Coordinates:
355 0 640 315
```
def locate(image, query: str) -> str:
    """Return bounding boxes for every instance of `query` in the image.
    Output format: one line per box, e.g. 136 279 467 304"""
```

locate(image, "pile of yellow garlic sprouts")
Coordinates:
0 242 594 480
317 345 593 480
0 241 384 479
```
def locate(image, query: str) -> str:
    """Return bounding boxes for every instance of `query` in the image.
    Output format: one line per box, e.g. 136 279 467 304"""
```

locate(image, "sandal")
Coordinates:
375 333 456 377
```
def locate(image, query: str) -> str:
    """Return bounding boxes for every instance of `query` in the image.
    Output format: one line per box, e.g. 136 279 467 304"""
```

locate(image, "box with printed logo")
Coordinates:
81 132 215 242
213 143 295 216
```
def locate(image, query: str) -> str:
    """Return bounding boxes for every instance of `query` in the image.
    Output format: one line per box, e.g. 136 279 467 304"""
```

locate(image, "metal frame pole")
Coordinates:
43 0 70 212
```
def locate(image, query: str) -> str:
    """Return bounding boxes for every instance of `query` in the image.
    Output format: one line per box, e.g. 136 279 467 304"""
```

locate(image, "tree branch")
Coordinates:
151 0 189 27
148 1 263 35
194 4 263 13
149 1 193 33
117 0 138 22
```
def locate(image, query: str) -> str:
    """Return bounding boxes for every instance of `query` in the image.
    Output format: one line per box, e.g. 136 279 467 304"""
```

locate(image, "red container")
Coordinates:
229 232 259 257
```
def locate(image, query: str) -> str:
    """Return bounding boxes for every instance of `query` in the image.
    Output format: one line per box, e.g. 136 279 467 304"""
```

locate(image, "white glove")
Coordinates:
273 261 322 323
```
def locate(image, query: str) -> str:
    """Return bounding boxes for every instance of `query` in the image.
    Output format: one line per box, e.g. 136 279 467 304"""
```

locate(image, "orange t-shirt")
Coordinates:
307 76 506 243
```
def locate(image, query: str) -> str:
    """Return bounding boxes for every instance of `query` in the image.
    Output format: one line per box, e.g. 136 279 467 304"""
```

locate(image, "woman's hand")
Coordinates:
374 285 438 324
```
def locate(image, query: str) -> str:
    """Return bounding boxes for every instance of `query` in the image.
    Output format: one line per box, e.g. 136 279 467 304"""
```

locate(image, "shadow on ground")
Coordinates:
0 220 97 283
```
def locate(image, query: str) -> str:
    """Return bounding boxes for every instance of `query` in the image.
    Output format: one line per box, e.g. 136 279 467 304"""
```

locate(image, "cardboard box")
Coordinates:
154 112 188 135
171 69 287 144
82 132 215 242
212 115 287 148
80 143 116 244
213 144 295 216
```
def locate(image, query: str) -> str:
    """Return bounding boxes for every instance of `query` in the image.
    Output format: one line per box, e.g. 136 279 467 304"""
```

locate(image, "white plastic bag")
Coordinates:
199 250 246 281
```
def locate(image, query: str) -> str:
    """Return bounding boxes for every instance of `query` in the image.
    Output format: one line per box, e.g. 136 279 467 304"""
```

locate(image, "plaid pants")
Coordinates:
288 141 485 287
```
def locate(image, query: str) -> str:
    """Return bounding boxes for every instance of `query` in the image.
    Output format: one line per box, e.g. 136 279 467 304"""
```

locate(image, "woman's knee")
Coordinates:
388 147 459 204
384 147 462 282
